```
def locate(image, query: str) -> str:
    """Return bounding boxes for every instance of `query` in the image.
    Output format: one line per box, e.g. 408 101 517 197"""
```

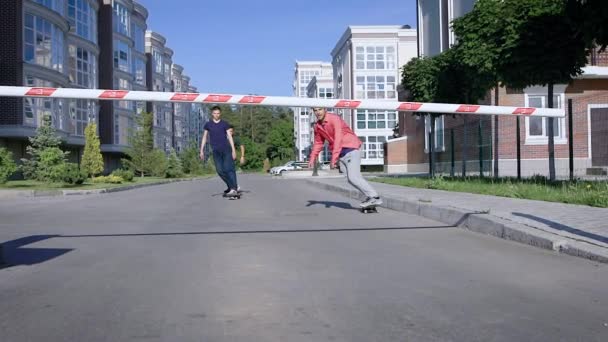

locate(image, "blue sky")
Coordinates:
138 0 417 96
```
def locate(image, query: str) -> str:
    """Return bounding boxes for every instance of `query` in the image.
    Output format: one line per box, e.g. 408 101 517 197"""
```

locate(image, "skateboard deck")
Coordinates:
360 205 378 213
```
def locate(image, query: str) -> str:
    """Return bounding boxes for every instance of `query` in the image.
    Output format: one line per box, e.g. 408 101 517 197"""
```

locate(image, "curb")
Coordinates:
306 179 608 264
0 177 208 199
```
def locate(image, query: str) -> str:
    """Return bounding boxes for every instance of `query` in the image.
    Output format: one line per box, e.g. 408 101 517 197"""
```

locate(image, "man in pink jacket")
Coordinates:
308 107 382 208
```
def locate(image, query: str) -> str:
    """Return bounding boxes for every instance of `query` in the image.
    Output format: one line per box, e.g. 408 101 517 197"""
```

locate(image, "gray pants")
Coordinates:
338 149 379 199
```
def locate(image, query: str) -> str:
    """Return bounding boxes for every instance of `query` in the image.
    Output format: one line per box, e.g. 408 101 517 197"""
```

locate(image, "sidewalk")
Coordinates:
306 176 608 263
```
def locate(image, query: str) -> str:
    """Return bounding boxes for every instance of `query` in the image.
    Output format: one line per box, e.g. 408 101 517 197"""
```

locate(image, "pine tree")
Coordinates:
81 123 104 178
165 149 183 178
21 115 68 180
122 111 154 177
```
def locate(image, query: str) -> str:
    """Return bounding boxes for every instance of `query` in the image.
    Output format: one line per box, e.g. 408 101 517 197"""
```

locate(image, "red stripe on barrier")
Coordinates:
456 105 480 113
238 96 266 104
334 100 361 108
203 94 232 102
397 102 423 111
25 87 56 96
99 90 129 99
171 93 199 101
512 107 536 115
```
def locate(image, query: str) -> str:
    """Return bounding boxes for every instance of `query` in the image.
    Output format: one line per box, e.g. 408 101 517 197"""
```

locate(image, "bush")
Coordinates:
0 147 17 184
36 147 67 183
91 175 124 184
111 168 134 182
149 149 168 177
61 163 87 185
166 149 184 178
180 143 204 175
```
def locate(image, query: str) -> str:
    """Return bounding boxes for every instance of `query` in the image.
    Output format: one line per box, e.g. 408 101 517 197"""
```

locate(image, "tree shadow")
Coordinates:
512 212 608 245
0 235 72 269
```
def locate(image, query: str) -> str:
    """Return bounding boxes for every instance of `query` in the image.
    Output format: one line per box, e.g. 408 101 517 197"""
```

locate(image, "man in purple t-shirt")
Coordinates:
200 106 239 197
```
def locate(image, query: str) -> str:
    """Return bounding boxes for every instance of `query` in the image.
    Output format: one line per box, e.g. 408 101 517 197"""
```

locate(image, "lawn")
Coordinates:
372 176 608 208
0 175 211 191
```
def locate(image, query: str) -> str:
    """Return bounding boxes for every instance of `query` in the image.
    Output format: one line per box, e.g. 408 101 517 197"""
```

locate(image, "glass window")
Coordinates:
153 49 163 74
113 39 130 72
132 56 146 86
355 75 397 99
24 14 64 72
113 1 130 36
131 23 145 53
69 99 96 136
68 0 97 43
33 0 65 15
355 45 396 70
69 45 97 88
23 75 66 130
527 95 563 139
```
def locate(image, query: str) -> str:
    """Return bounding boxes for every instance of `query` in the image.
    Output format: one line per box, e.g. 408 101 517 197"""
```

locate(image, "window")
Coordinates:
113 39 130 72
24 14 64 72
113 77 132 110
132 56 146 86
319 88 333 99
525 94 566 144
23 76 65 129
113 1 130 36
33 0 65 15
424 115 445 152
69 45 97 88
69 99 96 136
68 0 97 43
355 76 396 99
152 49 163 74
131 23 145 53
164 62 171 84
356 110 397 130
355 46 396 70
359 136 388 159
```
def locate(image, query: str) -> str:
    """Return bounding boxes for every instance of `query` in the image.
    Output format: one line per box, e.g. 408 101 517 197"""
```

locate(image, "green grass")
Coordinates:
372 176 608 208
0 175 211 191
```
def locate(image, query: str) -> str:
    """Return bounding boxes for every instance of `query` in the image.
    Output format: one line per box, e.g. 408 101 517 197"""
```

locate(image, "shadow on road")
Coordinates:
306 200 359 210
0 235 71 270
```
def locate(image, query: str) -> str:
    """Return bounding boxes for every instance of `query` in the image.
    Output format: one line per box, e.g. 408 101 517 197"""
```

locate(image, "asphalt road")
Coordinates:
1 174 607 341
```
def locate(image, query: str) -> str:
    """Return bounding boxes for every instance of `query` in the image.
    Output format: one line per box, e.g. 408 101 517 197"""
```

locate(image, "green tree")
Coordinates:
401 56 442 177
165 149 184 178
452 0 589 180
81 123 104 178
567 0 608 50
122 111 154 177
0 147 17 184
36 147 68 183
266 119 295 162
21 115 69 180
240 137 266 170
180 141 204 175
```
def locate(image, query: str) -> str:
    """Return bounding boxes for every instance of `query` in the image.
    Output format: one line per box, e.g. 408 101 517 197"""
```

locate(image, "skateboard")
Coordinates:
223 190 242 200
360 204 378 213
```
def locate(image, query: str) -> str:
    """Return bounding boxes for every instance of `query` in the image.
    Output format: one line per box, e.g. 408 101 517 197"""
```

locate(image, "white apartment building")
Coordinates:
331 25 417 166
292 61 333 161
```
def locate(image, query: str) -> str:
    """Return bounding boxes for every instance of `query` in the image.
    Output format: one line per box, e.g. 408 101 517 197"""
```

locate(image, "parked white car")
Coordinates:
269 161 306 175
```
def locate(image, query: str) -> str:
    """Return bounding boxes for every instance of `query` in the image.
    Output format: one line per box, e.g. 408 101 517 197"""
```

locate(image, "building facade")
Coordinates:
331 25 417 167
292 61 333 161
0 0 204 174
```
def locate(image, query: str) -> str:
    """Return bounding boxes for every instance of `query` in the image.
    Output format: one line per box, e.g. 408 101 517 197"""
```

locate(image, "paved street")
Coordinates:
1 174 607 341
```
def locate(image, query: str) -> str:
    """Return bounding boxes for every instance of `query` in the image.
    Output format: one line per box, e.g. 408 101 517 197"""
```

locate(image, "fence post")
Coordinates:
568 99 574 181
450 128 455 177
462 116 467 177
516 116 522 180
478 119 483 177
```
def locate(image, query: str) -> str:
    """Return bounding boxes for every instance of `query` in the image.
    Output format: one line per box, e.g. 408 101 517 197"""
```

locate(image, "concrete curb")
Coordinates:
306 179 608 264
0 177 208 199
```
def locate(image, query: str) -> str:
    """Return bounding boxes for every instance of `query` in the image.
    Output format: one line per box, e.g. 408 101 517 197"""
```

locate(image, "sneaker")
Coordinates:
223 188 230 194
237 185 241 192
226 189 238 197
360 196 382 208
